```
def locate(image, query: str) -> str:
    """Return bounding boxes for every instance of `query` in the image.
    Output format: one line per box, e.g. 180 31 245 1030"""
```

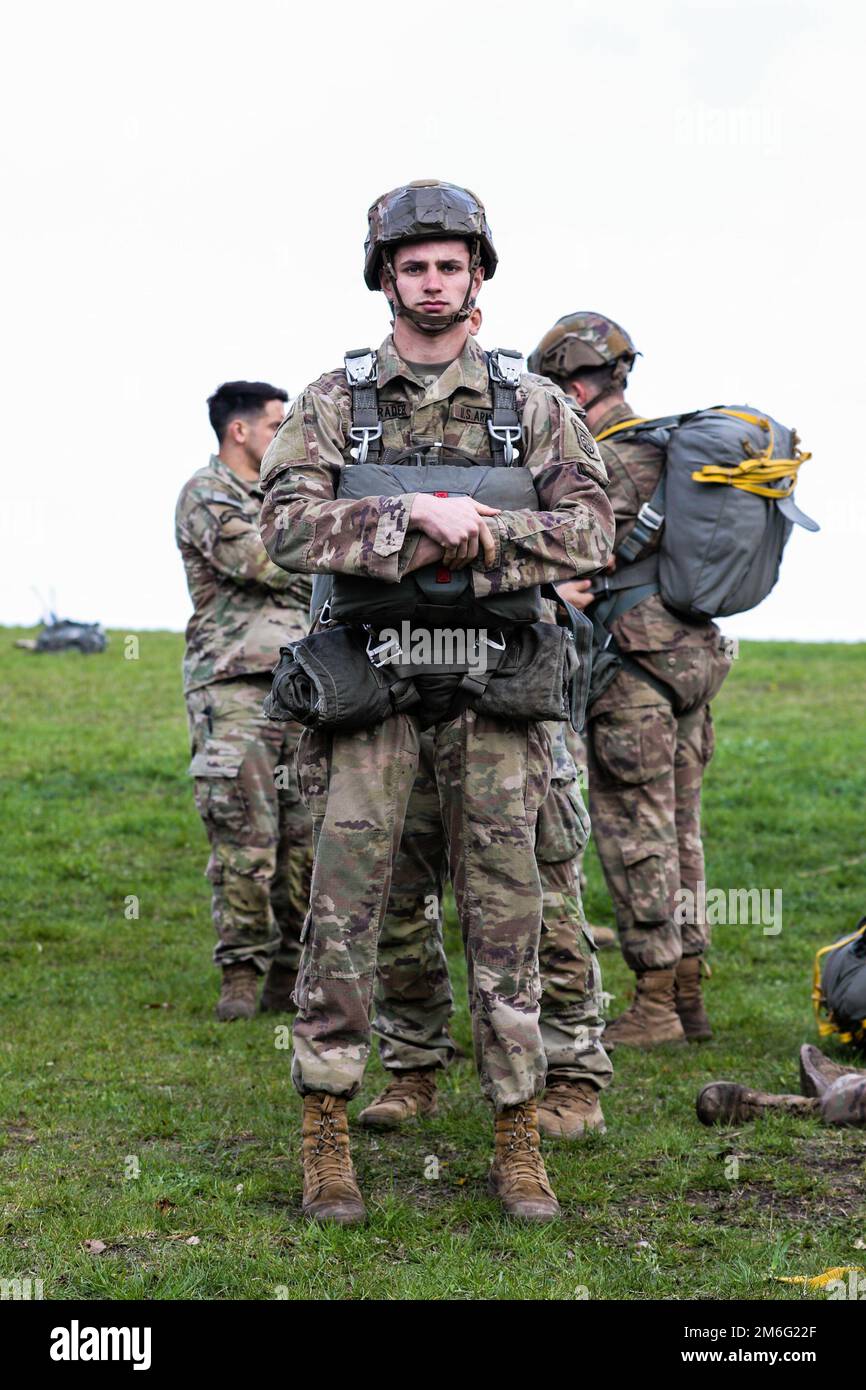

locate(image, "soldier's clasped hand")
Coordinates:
409 494 500 569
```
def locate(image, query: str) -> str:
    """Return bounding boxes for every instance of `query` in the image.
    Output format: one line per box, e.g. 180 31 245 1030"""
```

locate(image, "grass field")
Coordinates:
1 628 865 1301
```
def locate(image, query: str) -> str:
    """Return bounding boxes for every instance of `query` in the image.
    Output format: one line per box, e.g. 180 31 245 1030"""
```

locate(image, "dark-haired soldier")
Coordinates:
176 382 313 1020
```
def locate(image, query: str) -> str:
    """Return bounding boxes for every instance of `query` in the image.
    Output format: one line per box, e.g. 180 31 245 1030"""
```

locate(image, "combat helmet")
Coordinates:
528 312 640 389
364 180 497 332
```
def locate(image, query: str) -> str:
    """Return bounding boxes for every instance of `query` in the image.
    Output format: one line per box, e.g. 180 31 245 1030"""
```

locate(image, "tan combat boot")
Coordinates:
215 962 259 1021
798 1043 866 1098
259 961 298 1014
488 1101 561 1222
697 1082 818 1126
301 1093 366 1225
604 968 686 1048
537 1079 607 1139
358 1069 438 1130
674 954 713 1041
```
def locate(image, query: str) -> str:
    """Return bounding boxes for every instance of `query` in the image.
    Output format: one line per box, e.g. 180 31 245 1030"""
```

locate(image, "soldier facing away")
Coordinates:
259 181 614 1224
175 382 313 1020
529 315 732 1047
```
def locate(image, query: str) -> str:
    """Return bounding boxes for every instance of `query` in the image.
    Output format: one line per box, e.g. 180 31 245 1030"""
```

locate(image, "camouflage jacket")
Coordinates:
259 335 615 599
592 400 728 709
175 454 311 694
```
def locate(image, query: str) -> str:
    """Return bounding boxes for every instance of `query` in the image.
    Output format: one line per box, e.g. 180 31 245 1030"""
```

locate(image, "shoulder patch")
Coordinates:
576 423 598 456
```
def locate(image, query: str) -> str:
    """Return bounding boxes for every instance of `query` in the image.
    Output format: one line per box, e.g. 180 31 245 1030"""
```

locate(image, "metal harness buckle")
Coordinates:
344 348 377 388
365 630 401 668
636 501 664 531
349 424 383 463
487 348 523 388
487 421 521 464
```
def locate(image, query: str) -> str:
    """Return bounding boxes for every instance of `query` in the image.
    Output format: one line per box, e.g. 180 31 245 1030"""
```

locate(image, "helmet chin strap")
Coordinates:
580 357 633 412
383 241 481 335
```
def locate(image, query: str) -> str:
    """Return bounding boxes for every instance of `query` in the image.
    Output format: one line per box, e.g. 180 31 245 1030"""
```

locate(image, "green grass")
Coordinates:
1 629 865 1300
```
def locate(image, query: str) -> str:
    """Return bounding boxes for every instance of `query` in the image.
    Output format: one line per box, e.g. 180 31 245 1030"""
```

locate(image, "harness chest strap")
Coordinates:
344 348 382 463
343 347 523 467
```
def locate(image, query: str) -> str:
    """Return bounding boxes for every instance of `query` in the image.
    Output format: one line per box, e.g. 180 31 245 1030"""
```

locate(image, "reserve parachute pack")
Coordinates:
593 406 818 623
813 919 866 1050
267 347 592 732
311 347 544 629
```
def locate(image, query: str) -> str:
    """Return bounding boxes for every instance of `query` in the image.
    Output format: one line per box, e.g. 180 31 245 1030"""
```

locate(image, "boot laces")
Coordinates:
311 1098 349 1188
501 1107 547 1188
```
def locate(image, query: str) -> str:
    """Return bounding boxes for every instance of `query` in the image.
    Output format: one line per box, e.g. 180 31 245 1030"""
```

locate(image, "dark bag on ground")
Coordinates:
814 919 866 1050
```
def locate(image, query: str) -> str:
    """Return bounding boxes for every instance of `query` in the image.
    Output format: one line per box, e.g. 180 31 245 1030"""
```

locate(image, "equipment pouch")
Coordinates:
535 779 590 863
545 590 593 731
263 626 420 731
474 622 577 724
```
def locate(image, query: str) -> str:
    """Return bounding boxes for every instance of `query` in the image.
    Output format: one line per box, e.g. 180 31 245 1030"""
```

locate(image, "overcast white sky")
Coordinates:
2 0 863 640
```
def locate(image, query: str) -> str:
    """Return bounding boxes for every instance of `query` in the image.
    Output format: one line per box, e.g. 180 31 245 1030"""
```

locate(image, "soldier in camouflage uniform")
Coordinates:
259 182 614 1224
528 314 732 1047
360 719 612 1139
176 382 313 1021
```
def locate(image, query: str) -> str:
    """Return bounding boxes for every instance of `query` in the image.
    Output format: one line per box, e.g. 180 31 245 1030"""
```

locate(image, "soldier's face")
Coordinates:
386 239 482 321
236 399 286 465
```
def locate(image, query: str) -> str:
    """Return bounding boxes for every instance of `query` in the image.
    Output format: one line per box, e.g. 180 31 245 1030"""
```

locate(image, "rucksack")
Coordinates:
595 405 818 622
813 920 866 1050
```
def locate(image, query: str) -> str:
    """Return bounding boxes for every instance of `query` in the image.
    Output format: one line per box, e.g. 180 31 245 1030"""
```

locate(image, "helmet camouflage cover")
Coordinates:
364 180 498 290
528 311 639 382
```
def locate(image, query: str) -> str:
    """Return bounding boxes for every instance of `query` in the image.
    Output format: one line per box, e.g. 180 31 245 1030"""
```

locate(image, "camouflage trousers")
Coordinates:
565 726 589 893
186 676 312 973
292 709 552 1110
587 663 719 973
374 734 612 1091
